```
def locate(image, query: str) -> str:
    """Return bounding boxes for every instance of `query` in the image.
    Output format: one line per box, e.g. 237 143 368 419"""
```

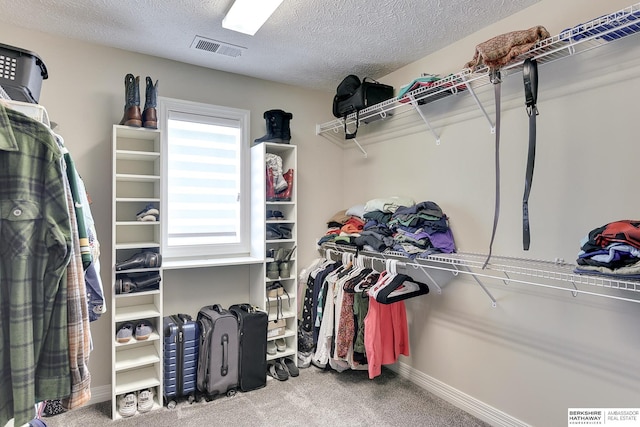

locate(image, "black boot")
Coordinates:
253 109 293 145
281 111 293 142
119 74 142 127
142 77 158 129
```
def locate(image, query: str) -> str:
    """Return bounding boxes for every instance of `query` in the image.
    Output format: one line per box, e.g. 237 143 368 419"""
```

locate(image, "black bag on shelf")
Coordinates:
332 75 394 138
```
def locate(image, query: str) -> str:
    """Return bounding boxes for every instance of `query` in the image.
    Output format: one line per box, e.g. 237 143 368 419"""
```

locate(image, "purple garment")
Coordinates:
427 229 456 253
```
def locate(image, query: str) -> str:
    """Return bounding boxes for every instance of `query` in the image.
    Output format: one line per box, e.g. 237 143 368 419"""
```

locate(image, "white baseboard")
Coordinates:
388 362 530 427
89 385 112 405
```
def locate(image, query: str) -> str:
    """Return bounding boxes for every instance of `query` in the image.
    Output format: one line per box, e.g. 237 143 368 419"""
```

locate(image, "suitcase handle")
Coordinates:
176 313 192 322
221 333 229 377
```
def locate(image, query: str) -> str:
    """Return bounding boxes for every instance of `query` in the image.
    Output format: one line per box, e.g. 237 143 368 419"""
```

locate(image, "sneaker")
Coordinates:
117 393 137 418
135 320 154 340
267 340 277 355
275 337 286 352
137 388 154 413
116 323 134 343
136 204 159 222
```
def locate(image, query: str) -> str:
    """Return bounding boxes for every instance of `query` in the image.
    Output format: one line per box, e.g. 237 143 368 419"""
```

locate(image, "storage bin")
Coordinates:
0 43 48 103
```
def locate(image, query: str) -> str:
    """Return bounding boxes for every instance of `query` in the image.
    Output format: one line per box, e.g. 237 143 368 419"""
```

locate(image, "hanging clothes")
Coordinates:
363 297 409 379
58 149 92 410
0 103 72 427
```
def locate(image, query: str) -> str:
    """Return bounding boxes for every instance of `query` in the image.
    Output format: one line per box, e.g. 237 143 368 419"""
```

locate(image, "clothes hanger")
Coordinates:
367 259 397 298
375 272 429 304
351 270 379 293
343 256 373 292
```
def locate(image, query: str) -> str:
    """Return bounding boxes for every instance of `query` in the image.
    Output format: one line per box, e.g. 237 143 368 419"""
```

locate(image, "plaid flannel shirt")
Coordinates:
0 104 72 427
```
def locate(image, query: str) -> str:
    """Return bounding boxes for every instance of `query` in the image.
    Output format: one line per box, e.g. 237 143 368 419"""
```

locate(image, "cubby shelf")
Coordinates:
111 125 163 420
249 142 299 362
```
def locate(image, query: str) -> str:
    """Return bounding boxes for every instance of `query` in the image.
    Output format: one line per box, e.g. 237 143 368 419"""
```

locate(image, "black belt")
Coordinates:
522 58 539 251
483 69 502 269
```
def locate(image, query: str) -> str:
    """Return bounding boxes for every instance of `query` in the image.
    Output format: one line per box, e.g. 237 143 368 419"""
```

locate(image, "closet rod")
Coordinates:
320 245 496 306
319 243 640 305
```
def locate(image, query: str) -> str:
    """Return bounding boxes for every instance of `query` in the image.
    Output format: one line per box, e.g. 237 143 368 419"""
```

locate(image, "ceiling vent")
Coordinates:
190 36 246 58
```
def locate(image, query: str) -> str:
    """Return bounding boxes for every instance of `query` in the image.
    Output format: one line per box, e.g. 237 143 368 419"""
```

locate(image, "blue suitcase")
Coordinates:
163 314 200 408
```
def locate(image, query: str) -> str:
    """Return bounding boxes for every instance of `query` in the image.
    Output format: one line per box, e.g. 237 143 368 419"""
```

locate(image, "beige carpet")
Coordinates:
43 366 490 427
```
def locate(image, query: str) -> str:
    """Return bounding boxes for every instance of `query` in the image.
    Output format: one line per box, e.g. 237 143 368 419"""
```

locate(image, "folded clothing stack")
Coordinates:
575 220 640 280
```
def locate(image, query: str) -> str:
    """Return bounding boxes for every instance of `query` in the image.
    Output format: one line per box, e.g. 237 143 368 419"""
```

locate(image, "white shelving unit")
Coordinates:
249 142 298 363
111 125 163 420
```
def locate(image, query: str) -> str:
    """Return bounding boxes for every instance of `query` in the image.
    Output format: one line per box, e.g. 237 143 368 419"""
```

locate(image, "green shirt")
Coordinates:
0 104 72 427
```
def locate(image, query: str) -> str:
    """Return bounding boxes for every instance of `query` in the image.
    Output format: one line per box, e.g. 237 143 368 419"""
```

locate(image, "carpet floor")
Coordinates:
43 366 491 427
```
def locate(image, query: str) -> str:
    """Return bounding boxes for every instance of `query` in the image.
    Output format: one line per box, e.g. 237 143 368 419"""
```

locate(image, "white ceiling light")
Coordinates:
222 0 284 36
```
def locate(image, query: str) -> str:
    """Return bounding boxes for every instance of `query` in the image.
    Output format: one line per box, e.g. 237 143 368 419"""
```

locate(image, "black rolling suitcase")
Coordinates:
229 304 268 392
163 314 200 408
196 304 239 400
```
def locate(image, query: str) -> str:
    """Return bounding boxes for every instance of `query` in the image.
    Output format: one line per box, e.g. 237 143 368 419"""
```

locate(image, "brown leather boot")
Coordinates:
142 77 158 129
275 169 293 201
266 167 276 201
119 74 142 127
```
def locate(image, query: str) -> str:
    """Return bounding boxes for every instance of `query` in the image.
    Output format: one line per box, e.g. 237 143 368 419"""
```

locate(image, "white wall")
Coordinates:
338 0 640 425
0 23 341 400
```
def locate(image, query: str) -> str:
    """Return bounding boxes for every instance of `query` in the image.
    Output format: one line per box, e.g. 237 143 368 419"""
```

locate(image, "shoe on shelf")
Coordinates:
267 341 277 355
136 203 159 222
275 337 286 352
279 261 290 279
115 251 162 271
267 210 284 220
135 320 154 340
276 225 292 239
137 388 154 413
116 323 134 343
117 392 137 418
266 281 284 298
267 262 280 280
267 360 289 381
282 357 299 377
273 247 285 262
266 224 283 240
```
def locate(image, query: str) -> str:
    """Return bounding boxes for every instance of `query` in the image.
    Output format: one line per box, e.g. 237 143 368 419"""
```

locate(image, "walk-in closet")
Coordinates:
1 1 639 426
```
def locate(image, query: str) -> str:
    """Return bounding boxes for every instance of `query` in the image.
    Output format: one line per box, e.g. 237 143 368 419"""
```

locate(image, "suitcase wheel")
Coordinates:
187 394 196 404
167 400 177 410
226 389 237 398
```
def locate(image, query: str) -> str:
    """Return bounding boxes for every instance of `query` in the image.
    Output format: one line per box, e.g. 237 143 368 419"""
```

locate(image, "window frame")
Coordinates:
158 96 251 261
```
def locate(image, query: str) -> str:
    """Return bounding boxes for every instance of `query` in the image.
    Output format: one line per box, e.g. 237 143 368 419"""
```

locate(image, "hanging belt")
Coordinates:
522 58 539 250
483 68 502 269
344 110 360 139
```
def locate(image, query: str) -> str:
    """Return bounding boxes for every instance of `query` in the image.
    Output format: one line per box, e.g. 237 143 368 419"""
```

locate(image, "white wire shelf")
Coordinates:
316 2 640 141
320 243 640 306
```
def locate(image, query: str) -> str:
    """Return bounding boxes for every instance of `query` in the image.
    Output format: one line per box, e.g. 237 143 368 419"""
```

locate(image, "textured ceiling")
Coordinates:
0 0 539 92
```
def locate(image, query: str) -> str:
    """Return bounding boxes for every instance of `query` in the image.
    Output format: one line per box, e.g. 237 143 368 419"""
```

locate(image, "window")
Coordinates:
159 97 250 260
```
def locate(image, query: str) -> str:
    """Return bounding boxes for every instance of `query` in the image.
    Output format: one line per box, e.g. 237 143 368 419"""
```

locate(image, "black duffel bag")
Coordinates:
332 75 394 139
